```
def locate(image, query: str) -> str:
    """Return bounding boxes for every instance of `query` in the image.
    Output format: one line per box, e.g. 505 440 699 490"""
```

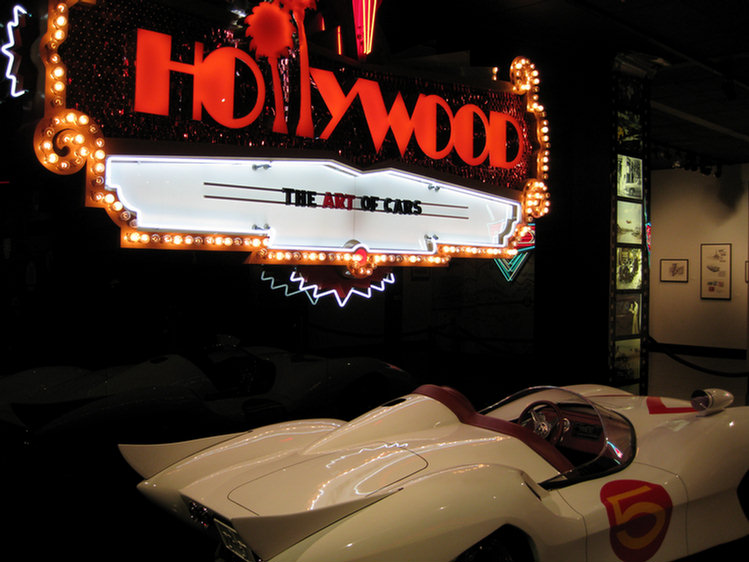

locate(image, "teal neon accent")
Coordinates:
260 270 319 304
494 252 530 282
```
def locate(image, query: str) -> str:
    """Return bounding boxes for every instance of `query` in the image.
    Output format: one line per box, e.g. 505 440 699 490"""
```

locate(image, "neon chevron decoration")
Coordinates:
495 223 535 281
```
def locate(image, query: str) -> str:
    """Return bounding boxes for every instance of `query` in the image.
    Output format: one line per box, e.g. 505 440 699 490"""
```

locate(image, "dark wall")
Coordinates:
533 47 616 384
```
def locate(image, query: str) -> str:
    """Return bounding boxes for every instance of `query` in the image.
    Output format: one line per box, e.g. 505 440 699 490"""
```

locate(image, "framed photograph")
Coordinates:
701 243 731 299
617 200 643 244
615 113 644 154
615 294 641 338
660 259 688 282
616 247 643 290
613 338 641 382
616 154 643 199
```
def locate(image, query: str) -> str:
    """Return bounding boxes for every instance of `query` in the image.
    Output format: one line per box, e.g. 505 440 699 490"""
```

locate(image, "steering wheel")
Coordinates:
518 400 566 444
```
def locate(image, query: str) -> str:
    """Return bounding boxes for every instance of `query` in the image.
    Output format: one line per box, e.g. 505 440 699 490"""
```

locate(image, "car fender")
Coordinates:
663 409 749 554
265 463 585 562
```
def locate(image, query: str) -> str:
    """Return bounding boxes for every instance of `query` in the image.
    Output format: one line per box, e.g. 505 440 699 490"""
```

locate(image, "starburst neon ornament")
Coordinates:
262 265 395 307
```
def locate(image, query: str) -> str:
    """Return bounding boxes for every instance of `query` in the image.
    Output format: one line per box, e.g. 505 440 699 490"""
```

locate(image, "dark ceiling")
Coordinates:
373 0 749 171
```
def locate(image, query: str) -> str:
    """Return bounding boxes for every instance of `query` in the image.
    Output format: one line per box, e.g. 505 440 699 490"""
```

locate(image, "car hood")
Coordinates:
226 443 426 516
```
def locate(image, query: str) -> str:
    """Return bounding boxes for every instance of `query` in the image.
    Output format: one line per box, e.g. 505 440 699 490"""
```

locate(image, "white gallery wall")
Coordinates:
649 164 749 350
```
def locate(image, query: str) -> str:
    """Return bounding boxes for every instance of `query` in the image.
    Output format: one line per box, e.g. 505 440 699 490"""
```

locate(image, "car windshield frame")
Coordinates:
480 386 636 488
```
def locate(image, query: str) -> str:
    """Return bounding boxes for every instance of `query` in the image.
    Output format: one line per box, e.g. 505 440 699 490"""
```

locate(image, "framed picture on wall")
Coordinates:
660 259 688 282
700 243 731 299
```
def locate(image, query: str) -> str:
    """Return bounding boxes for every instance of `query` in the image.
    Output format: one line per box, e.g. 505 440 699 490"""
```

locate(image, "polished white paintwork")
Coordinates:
120 384 749 562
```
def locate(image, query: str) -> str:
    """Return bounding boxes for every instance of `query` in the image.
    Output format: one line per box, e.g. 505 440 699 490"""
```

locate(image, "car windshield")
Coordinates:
481 386 635 488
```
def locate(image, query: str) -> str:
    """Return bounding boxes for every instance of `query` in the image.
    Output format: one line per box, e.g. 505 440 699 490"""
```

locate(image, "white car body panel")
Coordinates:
120 384 749 562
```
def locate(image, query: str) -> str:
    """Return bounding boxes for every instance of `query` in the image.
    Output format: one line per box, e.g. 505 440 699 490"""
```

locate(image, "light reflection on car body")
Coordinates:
120 384 749 562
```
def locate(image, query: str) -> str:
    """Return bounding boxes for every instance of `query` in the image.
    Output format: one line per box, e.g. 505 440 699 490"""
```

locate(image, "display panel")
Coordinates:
609 68 649 390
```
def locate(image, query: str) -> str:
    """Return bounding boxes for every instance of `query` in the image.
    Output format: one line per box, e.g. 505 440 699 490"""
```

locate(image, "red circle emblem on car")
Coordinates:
600 480 673 562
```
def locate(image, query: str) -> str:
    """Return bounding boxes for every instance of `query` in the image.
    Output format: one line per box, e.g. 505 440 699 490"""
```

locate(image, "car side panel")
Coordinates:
621 404 749 554
557 464 689 562
267 464 586 562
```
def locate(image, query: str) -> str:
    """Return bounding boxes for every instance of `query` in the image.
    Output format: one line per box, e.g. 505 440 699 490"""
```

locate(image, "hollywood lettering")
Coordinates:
134 29 526 170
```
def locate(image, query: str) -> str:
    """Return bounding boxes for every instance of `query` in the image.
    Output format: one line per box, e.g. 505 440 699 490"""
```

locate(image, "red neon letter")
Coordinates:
452 104 490 166
489 111 525 168
312 68 417 154
135 28 203 117
134 29 266 129
412 94 454 161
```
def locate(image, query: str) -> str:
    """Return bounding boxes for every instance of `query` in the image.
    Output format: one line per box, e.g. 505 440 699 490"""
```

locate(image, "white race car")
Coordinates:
119 383 749 562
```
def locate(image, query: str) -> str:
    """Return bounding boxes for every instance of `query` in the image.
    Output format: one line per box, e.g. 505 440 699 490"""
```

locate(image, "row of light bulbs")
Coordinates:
35 0 110 212
510 57 553 192
253 249 453 267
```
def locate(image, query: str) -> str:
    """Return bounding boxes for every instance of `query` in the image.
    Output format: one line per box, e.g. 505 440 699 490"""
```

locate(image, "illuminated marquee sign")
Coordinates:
33 0 550 293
